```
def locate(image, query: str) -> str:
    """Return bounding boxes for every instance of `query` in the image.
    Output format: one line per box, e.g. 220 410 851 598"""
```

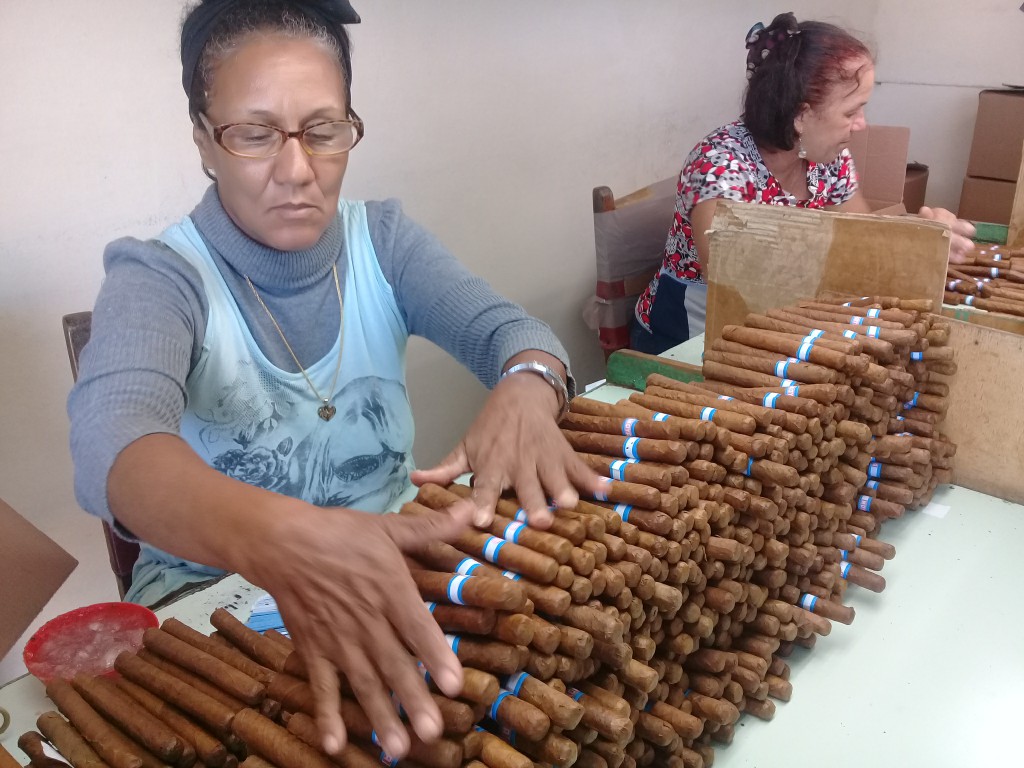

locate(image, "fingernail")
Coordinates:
437 668 461 695
385 731 409 758
415 712 443 742
323 734 339 754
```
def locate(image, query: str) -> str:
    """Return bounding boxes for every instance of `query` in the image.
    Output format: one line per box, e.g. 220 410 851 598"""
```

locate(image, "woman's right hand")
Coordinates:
918 206 976 264
241 502 471 759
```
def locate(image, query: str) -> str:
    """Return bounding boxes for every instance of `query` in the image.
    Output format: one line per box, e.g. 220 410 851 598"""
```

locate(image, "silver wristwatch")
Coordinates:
501 361 570 421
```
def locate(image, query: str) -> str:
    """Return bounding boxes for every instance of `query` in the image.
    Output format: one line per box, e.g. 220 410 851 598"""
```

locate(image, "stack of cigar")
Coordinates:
11 295 958 768
944 243 1024 317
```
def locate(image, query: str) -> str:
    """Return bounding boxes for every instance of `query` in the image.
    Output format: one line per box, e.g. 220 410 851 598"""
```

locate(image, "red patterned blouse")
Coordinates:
635 121 859 330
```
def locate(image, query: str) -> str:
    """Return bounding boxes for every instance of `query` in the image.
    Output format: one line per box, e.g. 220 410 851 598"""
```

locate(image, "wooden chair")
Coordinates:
583 177 678 357
62 311 140 598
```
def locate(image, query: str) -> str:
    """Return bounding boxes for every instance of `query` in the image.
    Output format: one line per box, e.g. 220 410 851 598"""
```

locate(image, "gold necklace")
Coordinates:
245 264 344 421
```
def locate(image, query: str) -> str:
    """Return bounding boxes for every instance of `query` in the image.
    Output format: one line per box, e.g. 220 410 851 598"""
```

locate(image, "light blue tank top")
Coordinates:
127 200 415 605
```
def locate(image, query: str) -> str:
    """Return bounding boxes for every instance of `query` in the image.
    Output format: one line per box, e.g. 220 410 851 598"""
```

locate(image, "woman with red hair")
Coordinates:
632 12 974 354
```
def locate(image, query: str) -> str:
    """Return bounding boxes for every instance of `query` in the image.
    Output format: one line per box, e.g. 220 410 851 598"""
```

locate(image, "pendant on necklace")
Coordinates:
318 404 337 421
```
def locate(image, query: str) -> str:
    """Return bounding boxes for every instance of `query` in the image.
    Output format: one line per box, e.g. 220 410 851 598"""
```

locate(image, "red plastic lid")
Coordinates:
23 602 158 683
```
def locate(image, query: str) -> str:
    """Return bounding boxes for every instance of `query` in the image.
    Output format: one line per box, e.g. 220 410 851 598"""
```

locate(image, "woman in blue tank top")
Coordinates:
67 0 602 759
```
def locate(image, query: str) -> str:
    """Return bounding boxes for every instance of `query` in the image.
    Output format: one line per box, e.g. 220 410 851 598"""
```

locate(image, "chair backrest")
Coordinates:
583 178 678 357
61 311 140 599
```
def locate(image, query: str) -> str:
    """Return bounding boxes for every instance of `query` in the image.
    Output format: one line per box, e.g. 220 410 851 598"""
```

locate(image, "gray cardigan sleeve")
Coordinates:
365 199 575 392
66 239 207 525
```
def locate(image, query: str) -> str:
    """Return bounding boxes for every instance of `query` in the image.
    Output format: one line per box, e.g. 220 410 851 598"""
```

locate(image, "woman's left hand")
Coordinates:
411 365 604 529
919 206 976 264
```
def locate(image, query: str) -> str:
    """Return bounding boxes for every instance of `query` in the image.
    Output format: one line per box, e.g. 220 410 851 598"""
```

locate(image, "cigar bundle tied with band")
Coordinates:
17 296 955 768
945 244 1024 317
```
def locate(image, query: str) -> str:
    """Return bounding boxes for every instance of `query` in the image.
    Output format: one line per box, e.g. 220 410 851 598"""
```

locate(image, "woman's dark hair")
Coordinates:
742 13 872 151
181 0 359 122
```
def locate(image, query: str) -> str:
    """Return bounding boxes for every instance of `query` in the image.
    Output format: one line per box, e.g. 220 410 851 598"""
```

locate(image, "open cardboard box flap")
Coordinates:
0 498 78 659
704 200 950 350
846 124 910 215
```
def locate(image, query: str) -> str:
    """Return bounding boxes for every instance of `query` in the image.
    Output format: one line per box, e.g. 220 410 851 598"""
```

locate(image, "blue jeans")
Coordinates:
631 278 705 355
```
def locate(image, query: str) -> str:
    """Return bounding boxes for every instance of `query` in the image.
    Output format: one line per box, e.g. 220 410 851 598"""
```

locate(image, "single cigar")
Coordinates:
636 712 676 747
503 672 584 730
427 603 497 635
834 532 895 560
837 562 886 593
45 678 146 768
563 689 634 743
646 701 702 740
561 411 681 441
0 744 24 768
688 693 740 726
578 452 672 491
425 486 579 559
115 677 229 767
744 697 776 721
560 605 624 644
797 594 854 625
72 674 188 766
411 569 527 612
232 708 334 768
445 635 523 676
115 652 235 741
18 732 77 768
704 348 837 385
210 609 291 673
476 729 532 768
137 649 246 714
143 628 265 707
512 732 578 768
587 476 663 511
561 428 688 465
284 713 383 768
36 711 109 768
488 691 552 742
629 392 757 436
162 618 272 684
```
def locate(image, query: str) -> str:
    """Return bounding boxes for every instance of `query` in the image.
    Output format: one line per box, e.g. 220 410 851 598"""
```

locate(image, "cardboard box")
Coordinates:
846 125 910 215
966 89 1024 182
943 319 1024 505
0 498 78 659
703 200 951 350
958 176 1016 224
903 162 929 215
942 302 1024 337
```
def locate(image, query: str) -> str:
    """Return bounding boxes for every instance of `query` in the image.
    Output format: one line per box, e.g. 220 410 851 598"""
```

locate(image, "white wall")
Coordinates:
0 0 924 683
867 0 1024 211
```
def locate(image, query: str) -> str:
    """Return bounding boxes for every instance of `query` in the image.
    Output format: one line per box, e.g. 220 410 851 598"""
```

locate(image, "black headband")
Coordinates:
180 0 360 97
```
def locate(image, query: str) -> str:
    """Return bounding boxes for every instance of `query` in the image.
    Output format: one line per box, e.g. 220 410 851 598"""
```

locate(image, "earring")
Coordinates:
797 137 808 160
202 163 217 181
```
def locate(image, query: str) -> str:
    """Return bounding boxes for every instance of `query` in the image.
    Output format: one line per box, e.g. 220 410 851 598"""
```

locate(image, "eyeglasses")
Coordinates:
199 112 364 158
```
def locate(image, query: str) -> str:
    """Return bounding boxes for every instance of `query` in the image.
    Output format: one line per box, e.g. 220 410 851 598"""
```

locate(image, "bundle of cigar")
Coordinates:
944 244 1024 317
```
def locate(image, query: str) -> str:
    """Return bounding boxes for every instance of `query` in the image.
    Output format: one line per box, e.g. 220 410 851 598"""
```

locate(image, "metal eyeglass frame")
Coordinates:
198 110 364 158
